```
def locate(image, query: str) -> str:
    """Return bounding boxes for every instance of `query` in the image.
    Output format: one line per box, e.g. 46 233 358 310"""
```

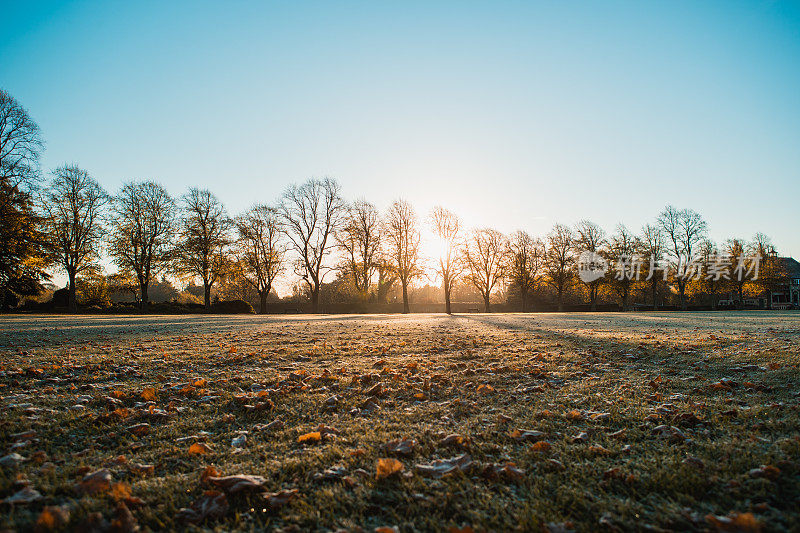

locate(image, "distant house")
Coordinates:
766 257 800 309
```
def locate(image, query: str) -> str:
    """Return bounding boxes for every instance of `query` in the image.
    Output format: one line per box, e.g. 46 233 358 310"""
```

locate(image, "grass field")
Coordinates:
1 312 799 532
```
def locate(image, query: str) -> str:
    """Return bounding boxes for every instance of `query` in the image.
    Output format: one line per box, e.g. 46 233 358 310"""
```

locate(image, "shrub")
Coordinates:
211 299 254 314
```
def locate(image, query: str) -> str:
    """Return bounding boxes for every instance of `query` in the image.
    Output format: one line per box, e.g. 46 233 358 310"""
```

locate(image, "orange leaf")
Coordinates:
376 458 404 479
141 388 157 401
189 442 213 455
36 506 70 531
297 431 322 444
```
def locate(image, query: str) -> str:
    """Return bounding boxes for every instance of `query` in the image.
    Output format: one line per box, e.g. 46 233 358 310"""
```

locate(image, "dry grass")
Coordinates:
1 312 799 532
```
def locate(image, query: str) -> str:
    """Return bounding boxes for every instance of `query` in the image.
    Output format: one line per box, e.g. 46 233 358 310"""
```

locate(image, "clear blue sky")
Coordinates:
3 1 800 259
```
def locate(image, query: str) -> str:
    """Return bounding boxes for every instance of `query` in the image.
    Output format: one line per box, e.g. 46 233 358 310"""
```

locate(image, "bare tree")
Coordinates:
574 220 607 311
385 199 422 313
430 206 463 314
508 230 544 312
0 90 48 309
641 223 665 309
696 239 721 309
464 228 507 312
107 181 176 310
750 232 782 304
174 188 231 308
40 165 108 312
0 89 43 191
607 224 640 311
235 205 286 314
724 238 747 305
544 224 575 312
281 178 344 313
657 205 707 309
337 199 381 300
374 259 397 304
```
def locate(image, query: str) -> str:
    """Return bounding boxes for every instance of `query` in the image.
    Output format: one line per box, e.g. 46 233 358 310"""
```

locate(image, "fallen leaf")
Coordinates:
439 434 468 448
383 438 416 456
748 465 780 480
140 388 157 402
376 458 404 479
705 511 761 532
35 505 70 531
110 502 139 533
206 475 267 494
297 432 322 444
79 469 112 495
2 486 43 504
176 490 229 524
189 442 213 455
481 462 525 482
262 488 299 510
509 429 547 443
129 463 155 476
415 454 473 478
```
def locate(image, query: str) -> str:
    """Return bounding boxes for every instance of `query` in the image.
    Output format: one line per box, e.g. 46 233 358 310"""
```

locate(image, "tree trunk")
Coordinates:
311 286 320 313
557 288 564 312
204 283 211 309
68 271 77 313
401 281 409 314
483 293 490 313
521 290 528 313
679 283 687 310
651 281 658 310
140 283 149 312
260 292 268 314
444 283 451 315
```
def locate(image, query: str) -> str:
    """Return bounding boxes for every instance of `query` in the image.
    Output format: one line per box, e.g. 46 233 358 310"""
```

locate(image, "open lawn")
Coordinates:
1 312 799 532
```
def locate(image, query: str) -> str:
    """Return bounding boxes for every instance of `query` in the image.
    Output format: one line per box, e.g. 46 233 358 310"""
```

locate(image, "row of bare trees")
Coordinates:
1 89 784 313
33 166 784 314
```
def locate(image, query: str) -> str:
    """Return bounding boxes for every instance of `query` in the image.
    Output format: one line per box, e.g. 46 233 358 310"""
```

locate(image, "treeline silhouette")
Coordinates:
0 89 788 314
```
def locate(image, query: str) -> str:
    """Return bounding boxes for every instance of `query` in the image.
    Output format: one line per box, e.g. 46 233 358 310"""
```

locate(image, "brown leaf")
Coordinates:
262 488 299 510
481 462 525 482
439 434 469 449
206 474 268 494
748 465 780 480
376 458 404 479
531 441 552 452
188 442 213 455
588 445 612 455
110 502 139 533
705 512 761 532
140 388 157 402
297 431 322 444
129 463 155 476
110 482 132 501
415 454 473 478
565 409 584 421
509 429 547 443
176 490 229 525
35 505 70 532
383 438 416 456
79 469 112 495
682 456 705 470
200 465 221 484
2 486 43 504
127 423 151 436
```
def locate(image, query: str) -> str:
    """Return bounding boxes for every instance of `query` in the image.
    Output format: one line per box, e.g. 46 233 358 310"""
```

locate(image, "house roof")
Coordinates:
777 257 800 277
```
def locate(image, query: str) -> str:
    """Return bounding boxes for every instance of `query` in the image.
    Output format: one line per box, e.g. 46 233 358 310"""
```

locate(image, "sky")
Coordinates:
3 0 800 288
